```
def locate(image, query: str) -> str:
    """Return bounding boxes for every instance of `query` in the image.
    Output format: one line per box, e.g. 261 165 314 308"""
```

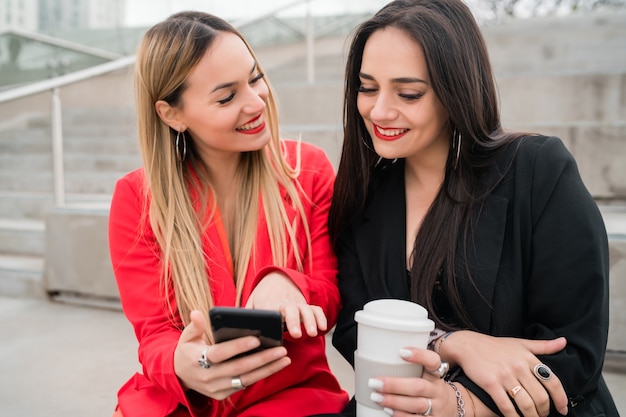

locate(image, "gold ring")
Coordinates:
508 385 523 397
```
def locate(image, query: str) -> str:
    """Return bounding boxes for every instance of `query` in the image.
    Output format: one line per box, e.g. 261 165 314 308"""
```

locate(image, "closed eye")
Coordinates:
399 92 424 101
358 85 377 94
250 73 264 84
218 92 235 105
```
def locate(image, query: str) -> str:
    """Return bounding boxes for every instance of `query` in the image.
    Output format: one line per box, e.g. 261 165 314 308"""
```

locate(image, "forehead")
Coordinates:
361 27 428 78
188 31 254 83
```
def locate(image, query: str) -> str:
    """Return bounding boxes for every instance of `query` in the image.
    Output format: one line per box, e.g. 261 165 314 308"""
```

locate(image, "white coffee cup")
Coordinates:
354 299 434 417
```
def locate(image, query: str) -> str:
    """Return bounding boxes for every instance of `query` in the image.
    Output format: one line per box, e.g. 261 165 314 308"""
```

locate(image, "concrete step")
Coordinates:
0 191 111 219
499 72 626 126
0 133 140 154
483 12 626 76
602 207 626 238
0 171 126 194
0 153 141 172
0 254 46 299
0 218 45 257
504 123 626 203
601 207 626 354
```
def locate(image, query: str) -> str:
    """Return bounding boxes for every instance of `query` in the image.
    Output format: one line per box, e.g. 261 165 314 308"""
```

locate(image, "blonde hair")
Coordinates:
134 11 311 341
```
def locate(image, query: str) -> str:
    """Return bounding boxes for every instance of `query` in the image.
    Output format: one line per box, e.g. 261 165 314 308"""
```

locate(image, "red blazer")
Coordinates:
108 141 348 417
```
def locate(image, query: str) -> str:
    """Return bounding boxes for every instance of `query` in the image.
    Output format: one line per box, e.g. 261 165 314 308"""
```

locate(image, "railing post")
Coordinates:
305 0 315 84
51 87 66 206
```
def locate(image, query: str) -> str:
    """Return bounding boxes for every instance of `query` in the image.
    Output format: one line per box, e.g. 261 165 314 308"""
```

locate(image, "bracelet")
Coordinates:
428 329 446 350
434 331 455 354
445 380 466 417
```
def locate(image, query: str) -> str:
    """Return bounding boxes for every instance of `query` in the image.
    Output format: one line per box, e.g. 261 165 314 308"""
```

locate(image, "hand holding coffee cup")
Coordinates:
354 299 434 417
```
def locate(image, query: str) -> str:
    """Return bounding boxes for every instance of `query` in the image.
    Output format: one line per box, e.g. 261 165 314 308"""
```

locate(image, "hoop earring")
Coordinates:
175 130 187 162
452 129 462 170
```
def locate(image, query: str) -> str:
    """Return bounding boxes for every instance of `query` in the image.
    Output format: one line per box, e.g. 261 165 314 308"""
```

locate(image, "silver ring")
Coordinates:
534 363 552 381
198 347 212 369
231 376 246 390
418 398 432 416
429 361 449 378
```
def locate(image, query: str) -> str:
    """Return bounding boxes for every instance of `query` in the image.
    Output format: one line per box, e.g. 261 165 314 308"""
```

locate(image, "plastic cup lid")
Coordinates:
354 299 434 332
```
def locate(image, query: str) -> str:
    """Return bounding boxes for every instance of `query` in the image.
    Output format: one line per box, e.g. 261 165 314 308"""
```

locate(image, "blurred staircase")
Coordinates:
0 108 140 299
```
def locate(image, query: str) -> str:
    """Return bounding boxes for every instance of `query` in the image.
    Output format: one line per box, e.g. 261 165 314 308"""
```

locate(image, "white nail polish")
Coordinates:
399 348 412 359
368 378 383 390
370 392 384 403
383 408 394 415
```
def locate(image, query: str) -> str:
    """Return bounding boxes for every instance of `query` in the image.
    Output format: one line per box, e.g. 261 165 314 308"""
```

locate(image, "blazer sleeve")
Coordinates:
108 172 193 410
523 137 610 410
455 136 611 415
251 142 342 332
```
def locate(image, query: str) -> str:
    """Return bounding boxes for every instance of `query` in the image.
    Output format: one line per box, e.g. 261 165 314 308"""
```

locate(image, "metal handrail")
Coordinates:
0 27 124 61
0 55 135 103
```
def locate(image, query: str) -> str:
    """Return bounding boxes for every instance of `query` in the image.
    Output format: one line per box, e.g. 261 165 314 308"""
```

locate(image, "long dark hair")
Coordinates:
328 0 527 329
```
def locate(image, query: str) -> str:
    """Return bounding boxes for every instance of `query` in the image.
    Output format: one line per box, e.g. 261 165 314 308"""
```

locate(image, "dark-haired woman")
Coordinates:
328 0 618 416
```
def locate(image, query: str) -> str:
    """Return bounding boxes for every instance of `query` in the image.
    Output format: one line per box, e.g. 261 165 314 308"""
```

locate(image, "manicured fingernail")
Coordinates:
368 378 383 390
383 408 394 415
370 392 384 403
399 348 412 359
559 406 568 415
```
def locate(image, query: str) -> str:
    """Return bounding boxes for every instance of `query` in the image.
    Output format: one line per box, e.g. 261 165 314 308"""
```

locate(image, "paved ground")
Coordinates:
0 296 623 417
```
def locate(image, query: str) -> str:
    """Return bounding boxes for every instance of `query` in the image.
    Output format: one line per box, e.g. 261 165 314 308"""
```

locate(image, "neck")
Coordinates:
200 153 241 199
404 145 447 191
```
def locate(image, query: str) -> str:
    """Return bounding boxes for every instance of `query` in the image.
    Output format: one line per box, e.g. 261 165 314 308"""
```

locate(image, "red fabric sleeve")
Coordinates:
108 170 196 412
246 142 341 330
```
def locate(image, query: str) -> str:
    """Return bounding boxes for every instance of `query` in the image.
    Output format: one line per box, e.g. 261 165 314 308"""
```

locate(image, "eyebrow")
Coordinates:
211 61 258 93
359 72 427 85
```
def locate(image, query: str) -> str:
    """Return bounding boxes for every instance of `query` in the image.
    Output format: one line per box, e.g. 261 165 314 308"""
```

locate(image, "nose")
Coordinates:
369 93 397 122
242 82 268 114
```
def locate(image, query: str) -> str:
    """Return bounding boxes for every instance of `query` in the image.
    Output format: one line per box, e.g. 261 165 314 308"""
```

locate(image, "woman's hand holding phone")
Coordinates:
173 310 290 400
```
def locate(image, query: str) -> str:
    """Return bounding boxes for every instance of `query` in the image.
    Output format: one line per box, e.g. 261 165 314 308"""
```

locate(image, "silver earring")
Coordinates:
452 129 462 170
175 130 187 162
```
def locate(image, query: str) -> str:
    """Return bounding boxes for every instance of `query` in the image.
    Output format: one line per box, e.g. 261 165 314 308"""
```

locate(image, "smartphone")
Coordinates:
209 307 283 356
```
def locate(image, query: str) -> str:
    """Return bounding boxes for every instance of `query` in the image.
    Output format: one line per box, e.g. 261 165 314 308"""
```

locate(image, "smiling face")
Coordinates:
357 27 450 166
158 31 271 164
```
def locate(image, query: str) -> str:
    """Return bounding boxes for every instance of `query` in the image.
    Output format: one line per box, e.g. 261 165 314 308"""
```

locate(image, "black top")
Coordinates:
331 136 618 416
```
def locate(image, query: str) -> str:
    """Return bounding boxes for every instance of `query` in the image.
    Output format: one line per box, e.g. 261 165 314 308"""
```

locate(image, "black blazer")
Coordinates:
332 136 618 416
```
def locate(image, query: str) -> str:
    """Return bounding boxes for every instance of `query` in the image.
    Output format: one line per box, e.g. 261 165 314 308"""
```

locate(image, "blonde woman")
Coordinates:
108 11 348 417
